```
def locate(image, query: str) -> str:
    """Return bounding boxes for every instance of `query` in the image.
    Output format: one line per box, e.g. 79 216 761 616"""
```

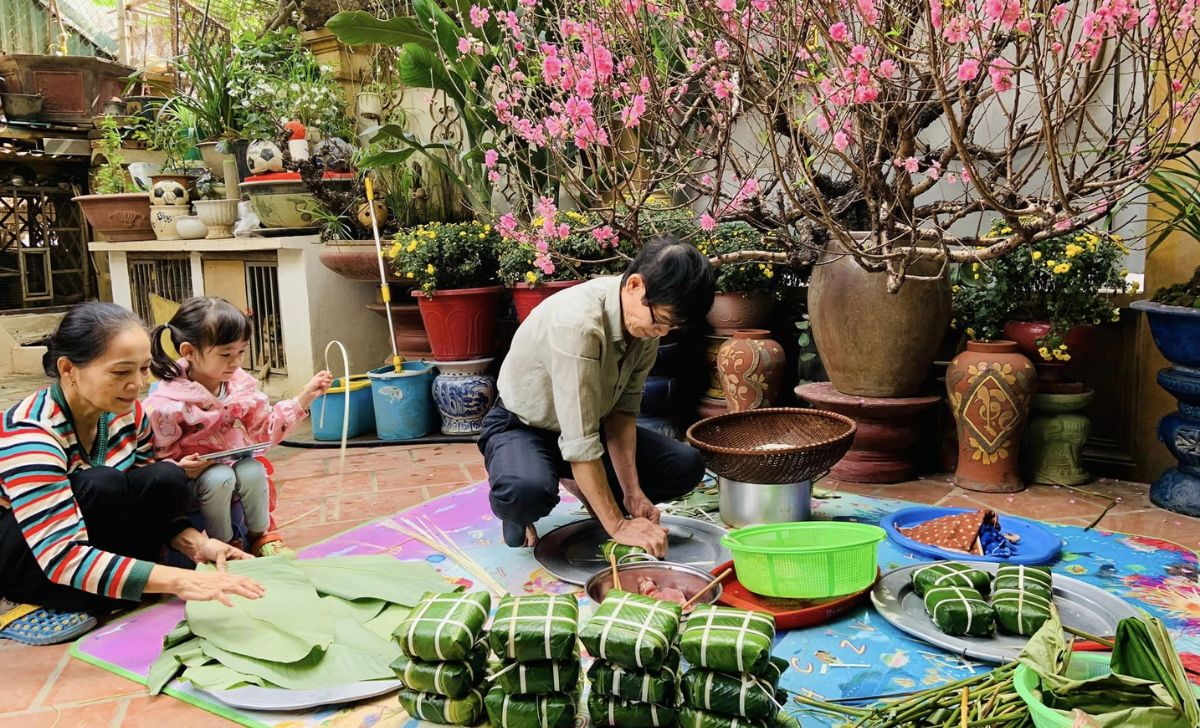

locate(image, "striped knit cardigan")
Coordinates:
0 385 159 601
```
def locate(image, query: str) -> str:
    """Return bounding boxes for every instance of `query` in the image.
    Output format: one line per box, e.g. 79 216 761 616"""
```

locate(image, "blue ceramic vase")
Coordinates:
431 358 496 436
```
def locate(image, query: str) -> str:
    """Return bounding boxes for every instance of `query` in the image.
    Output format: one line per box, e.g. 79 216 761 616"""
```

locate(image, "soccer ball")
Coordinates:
246 140 284 176
150 179 189 207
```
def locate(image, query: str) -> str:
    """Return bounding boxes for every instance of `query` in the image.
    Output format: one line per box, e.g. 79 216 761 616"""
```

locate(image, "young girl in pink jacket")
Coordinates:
143 297 332 556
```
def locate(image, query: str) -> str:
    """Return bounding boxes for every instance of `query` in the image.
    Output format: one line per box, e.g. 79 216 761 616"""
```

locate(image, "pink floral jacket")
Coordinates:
143 360 307 461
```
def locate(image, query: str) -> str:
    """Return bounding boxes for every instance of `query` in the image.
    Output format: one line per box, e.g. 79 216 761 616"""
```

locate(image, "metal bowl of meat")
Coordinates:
585 561 721 609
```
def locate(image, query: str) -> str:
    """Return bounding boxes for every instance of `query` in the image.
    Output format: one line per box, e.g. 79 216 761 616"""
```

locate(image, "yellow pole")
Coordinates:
365 176 403 372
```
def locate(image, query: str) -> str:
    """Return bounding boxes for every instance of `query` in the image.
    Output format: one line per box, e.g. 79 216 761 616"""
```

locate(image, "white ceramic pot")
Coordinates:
175 214 208 240
150 206 185 241
193 199 240 239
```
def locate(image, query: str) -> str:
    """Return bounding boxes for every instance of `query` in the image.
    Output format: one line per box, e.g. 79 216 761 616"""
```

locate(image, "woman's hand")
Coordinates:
171 569 265 607
178 453 212 479
298 370 335 410
193 537 254 569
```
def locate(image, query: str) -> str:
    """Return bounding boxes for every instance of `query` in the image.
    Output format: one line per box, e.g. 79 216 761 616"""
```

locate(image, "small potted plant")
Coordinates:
389 221 503 360
133 102 196 190
953 222 1128 387
73 116 155 242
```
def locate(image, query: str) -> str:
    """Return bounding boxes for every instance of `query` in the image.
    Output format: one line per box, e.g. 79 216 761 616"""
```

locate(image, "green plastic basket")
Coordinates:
719 522 885 599
1013 653 1114 728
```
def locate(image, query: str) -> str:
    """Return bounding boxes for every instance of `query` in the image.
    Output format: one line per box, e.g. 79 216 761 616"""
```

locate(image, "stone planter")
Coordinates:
717 329 786 412
946 340 1037 493
1130 300 1200 516
1024 389 1095 486
74 193 154 242
706 292 775 336
193 199 239 239
809 244 951 398
431 358 497 435
413 286 502 362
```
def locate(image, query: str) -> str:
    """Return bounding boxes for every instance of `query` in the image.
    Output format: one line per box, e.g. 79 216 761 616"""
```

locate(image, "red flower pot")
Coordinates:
1002 321 1096 391
412 286 502 361
510 280 583 323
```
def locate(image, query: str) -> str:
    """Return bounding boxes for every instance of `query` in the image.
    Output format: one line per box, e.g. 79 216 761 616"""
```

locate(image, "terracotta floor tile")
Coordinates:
823 478 956 504
120 694 234 727
283 520 358 548
960 484 1113 521
1090 509 1200 547
0 699 120 728
277 471 373 499
44 656 143 705
327 487 430 523
0 641 67 712
464 463 488 482
269 456 330 480
375 464 473 489
407 444 484 465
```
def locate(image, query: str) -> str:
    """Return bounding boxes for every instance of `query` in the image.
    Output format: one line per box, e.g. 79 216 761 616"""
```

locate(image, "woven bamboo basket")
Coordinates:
685 408 856 484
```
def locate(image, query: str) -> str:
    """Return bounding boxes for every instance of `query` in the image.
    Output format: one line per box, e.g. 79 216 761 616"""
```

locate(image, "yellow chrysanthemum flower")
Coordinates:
1031 251 1043 261
966 327 977 337
425 263 436 274
1065 244 1083 258
525 271 538 285
1053 262 1071 274
1038 346 1051 360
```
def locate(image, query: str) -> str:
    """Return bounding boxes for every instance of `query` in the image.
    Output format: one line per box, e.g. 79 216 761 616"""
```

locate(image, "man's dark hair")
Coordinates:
623 236 716 328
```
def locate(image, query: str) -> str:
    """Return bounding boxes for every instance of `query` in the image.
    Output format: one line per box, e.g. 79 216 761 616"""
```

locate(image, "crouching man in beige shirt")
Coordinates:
478 238 715 556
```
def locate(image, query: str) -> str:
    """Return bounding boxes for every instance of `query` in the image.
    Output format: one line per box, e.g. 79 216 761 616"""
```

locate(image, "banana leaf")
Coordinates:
993 564 1053 599
392 641 489 698
396 591 491 662
588 653 679 704
769 711 801 728
580 591 681 671
993 588 1053 636
484 686 577 728
1111 615 1200 726
681 670 778 721
911 562 992 597
496 658 581 695
366 604 414 640
398 686 486 725
1041 672 1194 728
488 594 579 662
321 595 388 622
163 619 192 649
602 541 651 562
148 637 206 694
199 618 400 691
180 663 268 692
295 556 453 605
680 605 776 675
923 585 994 637
677 705 767 728
186 557 334 663
757 656 789 690
587 694 677 728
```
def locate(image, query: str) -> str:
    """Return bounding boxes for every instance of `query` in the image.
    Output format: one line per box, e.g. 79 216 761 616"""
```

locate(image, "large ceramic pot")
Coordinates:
706 292 775 336
946 340 1037 493
809 244 951 398
193 199 239 239
412 286 503 361
320 240 403 282
716 329 786 412
1003 321 1096 391
1130 300 1200 516
431 358 497 435
197 141 235 174
366 302 434 360
74 193 154 242
511 280 583 322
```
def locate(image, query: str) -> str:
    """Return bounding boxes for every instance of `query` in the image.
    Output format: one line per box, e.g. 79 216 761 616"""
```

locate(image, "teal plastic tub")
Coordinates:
311 375 375 441
368 362 435 441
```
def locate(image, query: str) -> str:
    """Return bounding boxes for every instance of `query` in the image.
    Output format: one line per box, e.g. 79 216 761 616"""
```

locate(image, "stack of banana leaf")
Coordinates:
484 594 580 728
677 605 797 728
148 555 453 696
580 590 682 727
393 591 492 725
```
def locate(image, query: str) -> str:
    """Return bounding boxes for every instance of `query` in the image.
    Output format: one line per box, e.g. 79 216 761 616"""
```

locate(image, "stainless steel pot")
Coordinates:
585 561 722 608
718 477 812 528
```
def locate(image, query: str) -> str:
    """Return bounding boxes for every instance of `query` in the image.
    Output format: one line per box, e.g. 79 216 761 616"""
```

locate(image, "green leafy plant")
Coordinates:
692 222 789 297
1151 265 1200 308
388 221 502 295
1144 152 1200 306
93 116 131 195
174 39 237 143
132 101 193 172
952 222 1129 359
498 210 638 286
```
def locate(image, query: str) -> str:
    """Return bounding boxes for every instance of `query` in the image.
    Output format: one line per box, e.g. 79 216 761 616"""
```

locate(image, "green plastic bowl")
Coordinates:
719 522 885 599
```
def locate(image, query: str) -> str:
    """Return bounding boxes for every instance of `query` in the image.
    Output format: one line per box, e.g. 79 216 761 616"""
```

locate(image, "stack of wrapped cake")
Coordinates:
484 594 581 728
393 591 491 725
677 605 786 728
991 564 1054 636
913 562 995 637
580 590 683 728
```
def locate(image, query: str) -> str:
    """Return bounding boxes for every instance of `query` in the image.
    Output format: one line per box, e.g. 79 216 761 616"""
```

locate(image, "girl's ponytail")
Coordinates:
149 323 182 380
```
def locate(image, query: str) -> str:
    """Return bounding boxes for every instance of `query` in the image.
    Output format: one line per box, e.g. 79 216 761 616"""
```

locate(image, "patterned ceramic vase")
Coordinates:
716 329 786 412
946 340 1037 493
431 358 496 435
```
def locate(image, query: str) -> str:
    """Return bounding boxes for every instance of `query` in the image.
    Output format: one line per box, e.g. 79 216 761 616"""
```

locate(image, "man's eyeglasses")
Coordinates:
646 300 681 331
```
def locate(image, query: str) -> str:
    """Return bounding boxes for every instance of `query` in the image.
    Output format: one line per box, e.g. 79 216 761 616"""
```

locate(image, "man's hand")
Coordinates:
193 537 254 569
623 488 661 524
609 517 668 558
178 453 212 479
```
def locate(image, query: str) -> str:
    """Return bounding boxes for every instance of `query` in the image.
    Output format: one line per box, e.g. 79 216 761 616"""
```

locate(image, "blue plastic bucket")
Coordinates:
311 375 375 441
368 362 435 441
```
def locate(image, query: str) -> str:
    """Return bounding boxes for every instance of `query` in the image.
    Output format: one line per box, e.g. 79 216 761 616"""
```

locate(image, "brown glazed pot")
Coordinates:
717 329 786 412
808 245 951 398
319 239 403 282
73 193 154 242
706 292 775 336
946 340 1037 493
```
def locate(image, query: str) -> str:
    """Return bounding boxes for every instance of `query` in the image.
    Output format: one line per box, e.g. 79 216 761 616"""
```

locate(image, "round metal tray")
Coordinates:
534 515 730 586
203 679 402 711
871 562 1139 663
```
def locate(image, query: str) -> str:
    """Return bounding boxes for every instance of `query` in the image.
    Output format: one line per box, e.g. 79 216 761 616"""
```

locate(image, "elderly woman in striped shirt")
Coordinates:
0 303 264 645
